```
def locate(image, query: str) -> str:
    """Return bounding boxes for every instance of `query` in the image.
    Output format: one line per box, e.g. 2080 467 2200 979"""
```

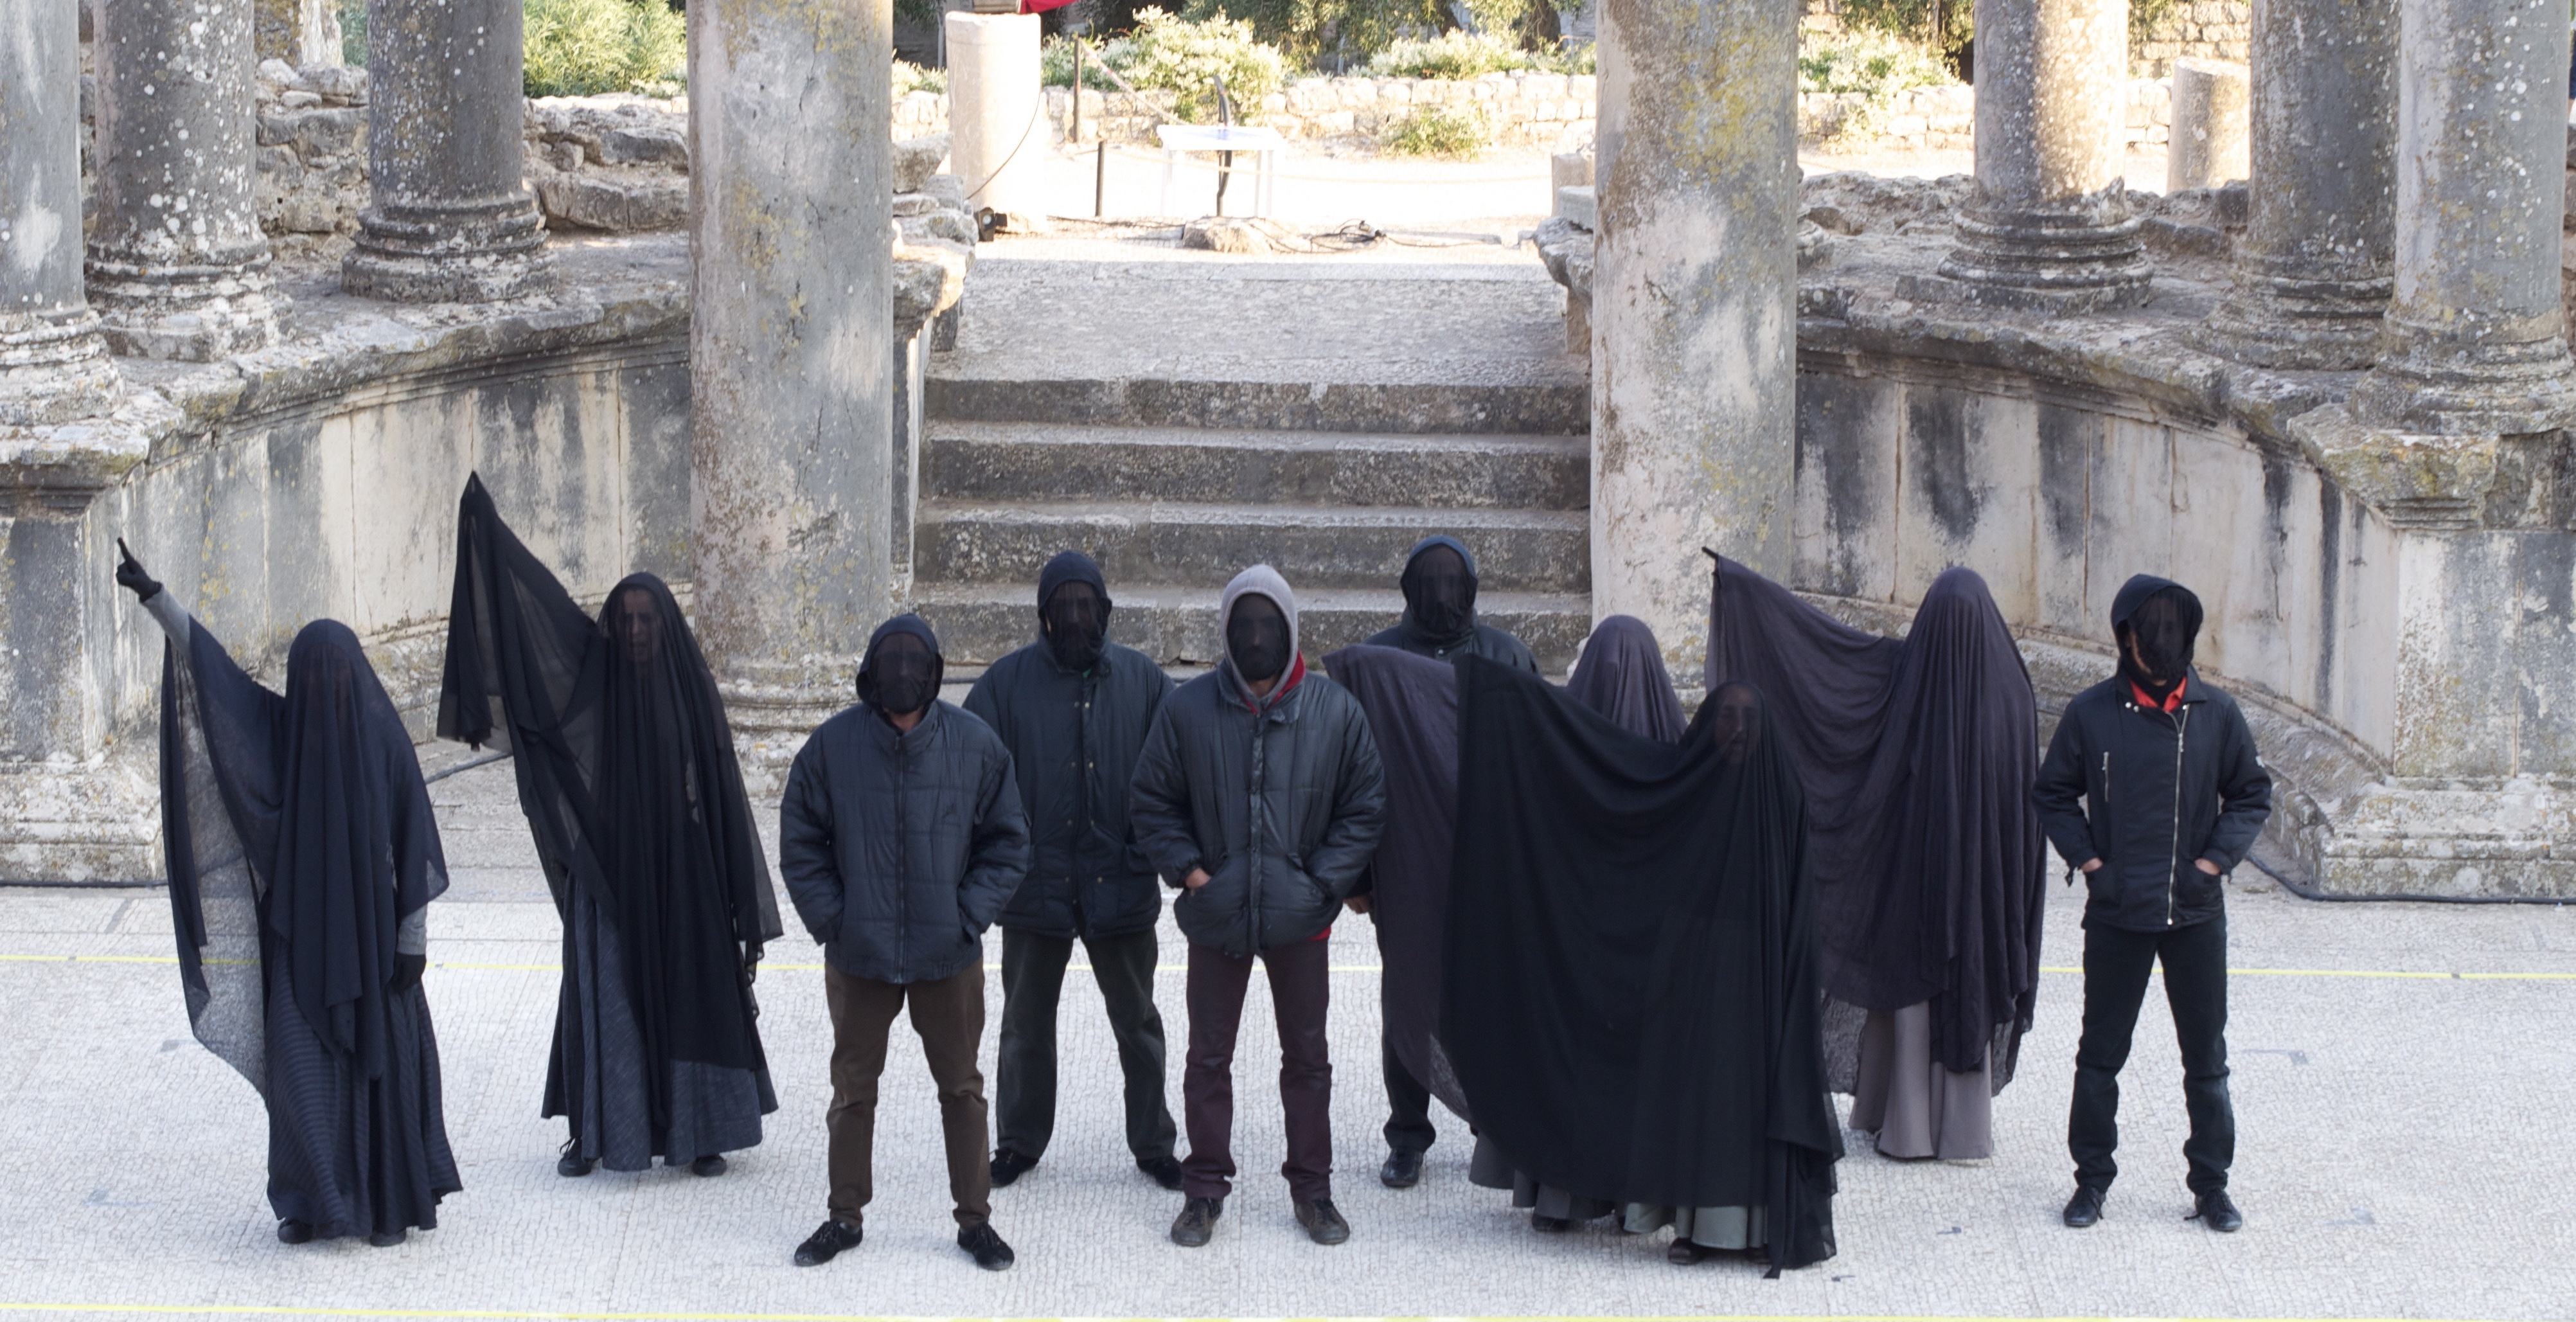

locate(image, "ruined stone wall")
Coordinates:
2133 1 2251 75
1041 71 1600 150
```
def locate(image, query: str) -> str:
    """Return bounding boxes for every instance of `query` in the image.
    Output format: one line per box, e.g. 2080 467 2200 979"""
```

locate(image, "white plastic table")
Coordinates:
1155 123 1286 219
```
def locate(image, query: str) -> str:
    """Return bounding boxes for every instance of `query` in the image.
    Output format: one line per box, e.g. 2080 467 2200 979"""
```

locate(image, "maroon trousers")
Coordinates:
1180 936 1333 1202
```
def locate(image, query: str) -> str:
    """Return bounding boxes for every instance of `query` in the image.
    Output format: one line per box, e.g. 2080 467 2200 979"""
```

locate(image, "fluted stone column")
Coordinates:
87 0 280 361
1590 0 1799 664
689 0 894 765
2198 0 2395 368
1 0 120 424
2345 0 2576 434
343 0 551 301
1926 0 2150 310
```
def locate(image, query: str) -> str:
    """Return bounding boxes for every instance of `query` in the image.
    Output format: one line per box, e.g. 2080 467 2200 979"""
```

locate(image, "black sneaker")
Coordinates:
1667 1237 1711 1265
1294 1197 1350 1246
989 1148 1038 1188
1379 1148 1424 1189
1169 1195 1223 1247
959 1222 1015 1271
690 1154 727 1177
2191 1190 2243 1233
1137 1154 1184 1191
2063 1185 2106 1228
556 1139 597 1178
276 1219 314 1246
794 1219 862 1267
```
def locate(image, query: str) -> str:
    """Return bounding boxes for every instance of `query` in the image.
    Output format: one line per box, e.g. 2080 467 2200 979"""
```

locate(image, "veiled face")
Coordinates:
617 587 662 666
2122 589 2196 686
1227 593 1290 683
1403 544 1475 636
1710 685 1760 766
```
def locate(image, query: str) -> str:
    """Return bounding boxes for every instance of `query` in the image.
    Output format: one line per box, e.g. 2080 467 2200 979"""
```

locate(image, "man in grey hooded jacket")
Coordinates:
1130 565 1389 1249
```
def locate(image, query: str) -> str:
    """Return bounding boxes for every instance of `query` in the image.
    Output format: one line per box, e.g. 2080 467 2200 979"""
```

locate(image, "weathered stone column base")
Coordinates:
344 197 554 303
2346 321 2576 437
0 311 123 425
85 253 281 362
0 758 161 884
711 660 867 796
2283 780 2576 900
1912 184 2153 312
2196 262 2391 370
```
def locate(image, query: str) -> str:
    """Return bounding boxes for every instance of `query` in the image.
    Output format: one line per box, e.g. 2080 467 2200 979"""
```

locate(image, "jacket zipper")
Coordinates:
896 728 910 967
1247 705 1265 952
2165 705 2190 927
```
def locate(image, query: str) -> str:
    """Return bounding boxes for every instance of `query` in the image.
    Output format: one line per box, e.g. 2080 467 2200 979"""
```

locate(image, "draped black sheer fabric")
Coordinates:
438 475 779 1154
1565 615 1687 742
1446 658 1841 1272
159 617 459 1238
1319 643 1468 1119
1705 557 2045 1084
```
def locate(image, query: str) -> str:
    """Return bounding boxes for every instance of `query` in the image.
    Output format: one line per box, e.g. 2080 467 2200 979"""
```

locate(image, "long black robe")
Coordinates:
159 614 459 1238
1705 558 2044 1085
1447 658 1840 1272
437 475 779 1168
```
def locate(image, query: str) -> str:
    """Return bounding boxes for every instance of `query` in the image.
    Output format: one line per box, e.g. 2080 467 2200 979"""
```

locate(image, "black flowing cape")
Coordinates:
1705 557 2045 1084
1566 615 1687 741
1320 644 1468 1120
1446 657 1840 1271
436 476 779 1125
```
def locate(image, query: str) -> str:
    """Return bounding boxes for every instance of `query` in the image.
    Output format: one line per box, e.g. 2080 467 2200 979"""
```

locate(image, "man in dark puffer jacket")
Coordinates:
2033 575 2270 1237
965 551 1182 1194
1131 564 1387 1249
781 615 1031 1273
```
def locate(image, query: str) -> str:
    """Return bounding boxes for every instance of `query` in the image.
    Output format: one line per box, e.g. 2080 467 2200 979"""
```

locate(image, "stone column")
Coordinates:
2344 0 2576 434
1590 0 1799 663
2198 0 2395 369
256 0 344 67
1928 0 2151 310
689 0 894 767
1 0 121 425
946 12 1045 226
343 0 552 301
87 0 280 361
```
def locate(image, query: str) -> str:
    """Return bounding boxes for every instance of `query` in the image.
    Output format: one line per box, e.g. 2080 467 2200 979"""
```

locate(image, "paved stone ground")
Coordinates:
3 753 2575 1321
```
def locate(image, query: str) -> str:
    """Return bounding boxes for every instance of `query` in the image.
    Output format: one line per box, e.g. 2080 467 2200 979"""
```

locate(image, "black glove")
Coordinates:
391 953 427 993
114 538 162 603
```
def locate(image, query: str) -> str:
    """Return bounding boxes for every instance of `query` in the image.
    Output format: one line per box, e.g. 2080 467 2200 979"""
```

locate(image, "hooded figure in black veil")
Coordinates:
436 476 780 1178
1365 535 1540 672
1706 558 2045 1162
120 543 459 1247
1447 659 1841 1271
1567 615 1688 742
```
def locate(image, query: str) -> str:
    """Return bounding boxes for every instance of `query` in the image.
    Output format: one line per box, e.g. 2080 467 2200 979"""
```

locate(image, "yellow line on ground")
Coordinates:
0 1309 2534 1322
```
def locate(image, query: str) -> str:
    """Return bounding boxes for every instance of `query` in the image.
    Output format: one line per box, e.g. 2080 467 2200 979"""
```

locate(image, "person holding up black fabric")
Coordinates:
965 551 1184 1193
1131 566 1387 1248
781 615 1031 1271
438 476 780 1183
120 541 460 1247
1447 662 1840 1272
2034 575 2271 1234
1359 533 1536 1187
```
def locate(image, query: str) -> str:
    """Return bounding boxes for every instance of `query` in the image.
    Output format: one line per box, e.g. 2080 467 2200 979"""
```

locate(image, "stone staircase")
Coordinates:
907 256 1592 676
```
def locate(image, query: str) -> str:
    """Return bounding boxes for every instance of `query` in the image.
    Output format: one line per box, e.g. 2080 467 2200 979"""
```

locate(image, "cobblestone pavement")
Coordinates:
2 756 2573 1321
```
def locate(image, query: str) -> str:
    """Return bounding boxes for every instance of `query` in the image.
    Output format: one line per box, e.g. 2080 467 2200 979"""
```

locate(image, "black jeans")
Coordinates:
1180 936 1333 1202
995 926 1177 1163
1380 1026 1435 1157
2069 913 2235 1195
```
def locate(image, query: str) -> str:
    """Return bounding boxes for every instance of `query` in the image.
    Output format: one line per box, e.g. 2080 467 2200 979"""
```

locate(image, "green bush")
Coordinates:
339 0 366 66
1115 8 1287 122
1799 29 1957 147
523 0 686 98
1041 35 1132 89
1383 104 1488 157
894 59 946 97
1183 0 1568 69
1831 0 1971 63
1367 31 1532 78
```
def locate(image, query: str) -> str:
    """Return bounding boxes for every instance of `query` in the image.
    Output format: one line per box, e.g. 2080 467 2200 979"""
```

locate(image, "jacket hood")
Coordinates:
1220 564 1299 687
865 612 941 663
1404 533 1478 580
1037 549 1111 614
2110 574 2196 630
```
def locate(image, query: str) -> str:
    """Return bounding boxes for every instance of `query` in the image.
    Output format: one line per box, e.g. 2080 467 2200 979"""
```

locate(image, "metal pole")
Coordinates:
1072 39 1083 146
1095 140 1106 217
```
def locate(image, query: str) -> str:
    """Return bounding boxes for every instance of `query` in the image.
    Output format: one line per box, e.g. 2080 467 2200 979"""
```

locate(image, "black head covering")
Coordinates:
1565 615 1687 742
1396 535 1479 650
2111 573 2202 701
1707 557 2044 1083
1320 644 1470 1119
859 613 944 716
1447 657 1841 1273
1036 550 1112 674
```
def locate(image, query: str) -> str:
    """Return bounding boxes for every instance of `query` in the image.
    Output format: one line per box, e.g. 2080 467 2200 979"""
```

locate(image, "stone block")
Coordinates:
534 174 688 231
548 140 587 173
893 132 952 193
1385 80 1420 105
598 125 688 166
1558 185 1597 229
258 107 365 159
1569 75 1595 99
1315 110 1357 135
1285 80 1332 113
1333 77 1375 108
2166 58 2248 191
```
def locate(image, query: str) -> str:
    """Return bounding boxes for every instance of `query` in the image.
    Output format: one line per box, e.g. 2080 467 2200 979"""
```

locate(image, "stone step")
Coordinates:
920 420 1590 511
925 375 1589 436
910 583 1592 674
912 500 1592 595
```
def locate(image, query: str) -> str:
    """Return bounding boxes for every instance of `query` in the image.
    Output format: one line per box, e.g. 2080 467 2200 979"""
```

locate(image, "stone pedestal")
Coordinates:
2164 58 2249 192
1924 0 2150 310
343 0 552 302
87 0 280 361
2198 0 2395 370
689 0 894 773
1590 0 1799 663
2345 0 2576 434
945 13 1045 226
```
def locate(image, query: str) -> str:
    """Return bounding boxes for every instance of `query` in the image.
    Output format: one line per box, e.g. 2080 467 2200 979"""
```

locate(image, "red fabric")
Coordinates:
2128 675 2188 713
1021 0 1081 12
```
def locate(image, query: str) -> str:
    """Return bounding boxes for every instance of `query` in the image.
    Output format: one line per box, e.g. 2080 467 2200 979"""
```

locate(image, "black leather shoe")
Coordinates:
2192 1190 2243 1233
1531 1212 1570 1233
1379 1148 1424 1189
794 1219 862 1267
989 1148 1038 1188
959 1222 1016 1271
366 1229 406 1248
1137 1154 1184 1191
690 1154 727 1177
1169 1195 1222 1247
276 1219 314 1245
1667 1238 1712 1265
1294 1197 1351 1246
2063 1185 2106 1228
556 1141 596 1178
